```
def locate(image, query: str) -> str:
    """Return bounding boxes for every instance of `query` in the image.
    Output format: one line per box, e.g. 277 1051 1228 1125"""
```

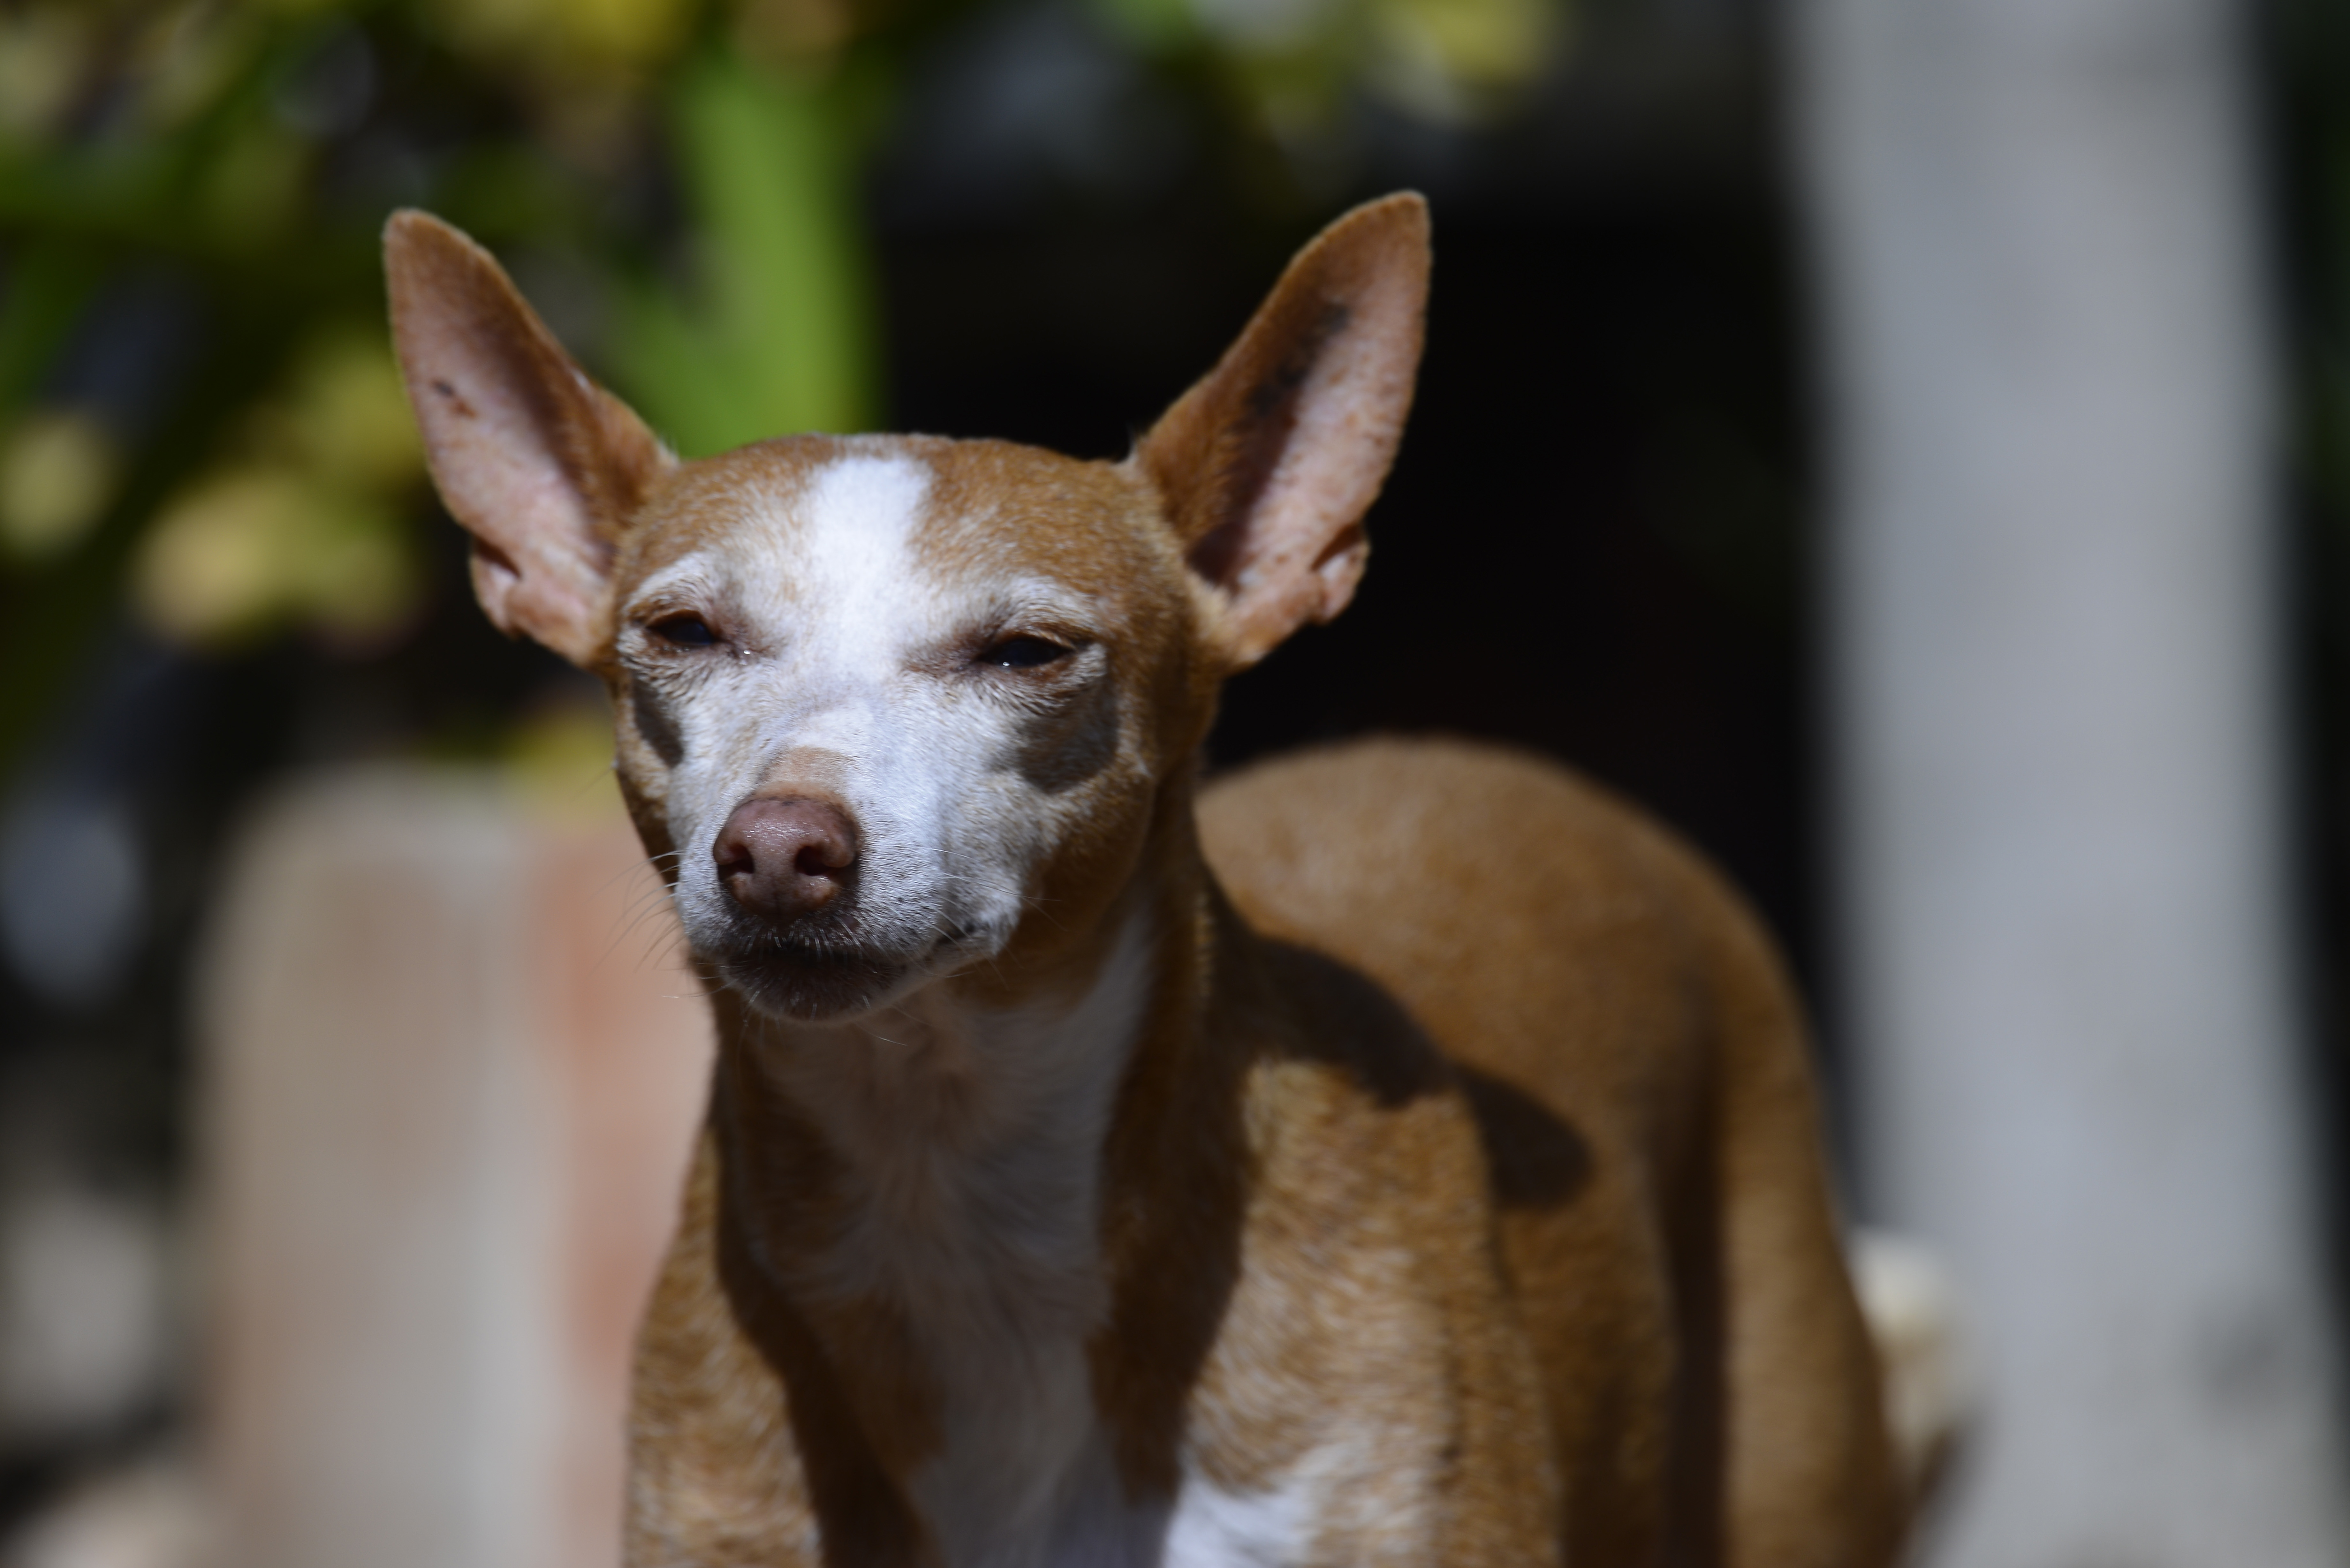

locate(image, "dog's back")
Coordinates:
1201 736 1903 1565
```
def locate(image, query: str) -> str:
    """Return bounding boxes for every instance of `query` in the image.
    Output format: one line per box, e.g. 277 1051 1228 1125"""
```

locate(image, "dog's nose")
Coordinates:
713 796 858 920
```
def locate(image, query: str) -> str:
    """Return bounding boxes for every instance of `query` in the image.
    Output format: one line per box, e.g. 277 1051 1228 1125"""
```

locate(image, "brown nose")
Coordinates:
713 796 858 921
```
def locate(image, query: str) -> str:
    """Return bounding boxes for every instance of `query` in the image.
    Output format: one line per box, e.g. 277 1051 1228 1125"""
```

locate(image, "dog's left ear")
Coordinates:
385 210 671 668
1134 192 1430 671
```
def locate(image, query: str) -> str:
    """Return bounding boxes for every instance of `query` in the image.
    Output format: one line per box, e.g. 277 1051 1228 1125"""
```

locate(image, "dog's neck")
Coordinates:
701 790 1250 1564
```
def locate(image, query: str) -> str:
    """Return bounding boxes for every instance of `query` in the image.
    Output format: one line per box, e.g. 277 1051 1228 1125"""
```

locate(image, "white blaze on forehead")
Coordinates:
778 452 935 666
627 450 937 644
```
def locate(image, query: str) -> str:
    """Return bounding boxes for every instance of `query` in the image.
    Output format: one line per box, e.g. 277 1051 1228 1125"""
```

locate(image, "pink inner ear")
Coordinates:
1230 296 1419 607
464 537 529 636
1140 194 1430 670
1183 300 1348 590
385 210 670 668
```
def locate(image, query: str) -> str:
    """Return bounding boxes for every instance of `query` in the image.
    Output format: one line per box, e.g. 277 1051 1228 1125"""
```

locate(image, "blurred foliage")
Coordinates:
611 47 882 449
131 326 420 648
0 0 1570 774
1111 0 1565 139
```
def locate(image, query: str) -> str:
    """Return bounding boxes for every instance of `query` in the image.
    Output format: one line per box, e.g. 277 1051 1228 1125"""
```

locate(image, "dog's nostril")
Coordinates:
714 795 859 920
794 841 847 877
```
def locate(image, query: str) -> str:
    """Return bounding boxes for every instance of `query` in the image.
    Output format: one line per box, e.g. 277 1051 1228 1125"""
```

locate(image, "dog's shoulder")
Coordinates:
1200 734 1742 947
625 1135 825 1567
1199 735 1760 1090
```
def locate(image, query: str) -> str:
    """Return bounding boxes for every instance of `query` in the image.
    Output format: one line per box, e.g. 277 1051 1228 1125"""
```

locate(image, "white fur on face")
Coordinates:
623 449 1108 1015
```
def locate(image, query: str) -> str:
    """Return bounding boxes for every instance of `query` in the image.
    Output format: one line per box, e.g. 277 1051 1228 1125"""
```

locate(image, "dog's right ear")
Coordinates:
385 210 671 667
1134 193 1429 673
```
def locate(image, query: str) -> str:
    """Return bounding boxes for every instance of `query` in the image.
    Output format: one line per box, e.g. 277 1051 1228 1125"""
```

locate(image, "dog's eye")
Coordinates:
981 635 1072 670
648 614 717 648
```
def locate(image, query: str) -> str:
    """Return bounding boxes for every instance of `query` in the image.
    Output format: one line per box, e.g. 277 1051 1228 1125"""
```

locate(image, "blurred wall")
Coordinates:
1789 0 2350 1560
200 767 708 1568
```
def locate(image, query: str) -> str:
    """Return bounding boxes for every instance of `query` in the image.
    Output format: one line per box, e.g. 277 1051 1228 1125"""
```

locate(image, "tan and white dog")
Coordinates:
385 194 1910 1567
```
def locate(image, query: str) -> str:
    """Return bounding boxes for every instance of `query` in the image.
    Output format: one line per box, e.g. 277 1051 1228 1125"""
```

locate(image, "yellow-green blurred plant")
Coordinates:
424 0 701 73
1098 0 1568 154
0 410 119 561
0 0 1570 773
0 0 891 769
612 47 881 454
132 328 420 648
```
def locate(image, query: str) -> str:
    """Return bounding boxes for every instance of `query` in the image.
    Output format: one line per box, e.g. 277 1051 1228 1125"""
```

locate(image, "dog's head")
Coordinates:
387 198 1429 1022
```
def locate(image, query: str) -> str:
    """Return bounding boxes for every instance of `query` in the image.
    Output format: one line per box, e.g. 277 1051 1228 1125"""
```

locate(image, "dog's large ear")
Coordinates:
1134 193 1429 670
385 210 671 667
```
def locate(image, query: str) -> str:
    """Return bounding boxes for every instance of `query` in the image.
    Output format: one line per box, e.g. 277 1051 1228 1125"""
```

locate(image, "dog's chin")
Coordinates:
719 946 921 1023
702 913 1006 1025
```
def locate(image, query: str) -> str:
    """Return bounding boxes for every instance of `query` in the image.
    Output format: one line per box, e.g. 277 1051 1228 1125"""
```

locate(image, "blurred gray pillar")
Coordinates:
1786 0 2349 1564
200 769 710 1568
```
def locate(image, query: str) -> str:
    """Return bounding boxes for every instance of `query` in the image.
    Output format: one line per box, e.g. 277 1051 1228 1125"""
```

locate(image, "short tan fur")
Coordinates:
385 194 1906 1568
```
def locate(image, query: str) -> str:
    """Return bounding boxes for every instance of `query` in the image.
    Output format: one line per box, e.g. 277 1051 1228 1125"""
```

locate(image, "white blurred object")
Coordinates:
0 1458 213 1568
0 1186 170 1442
1848 1227 1967 1498
198 767 711 1568
1789 0 2350 1561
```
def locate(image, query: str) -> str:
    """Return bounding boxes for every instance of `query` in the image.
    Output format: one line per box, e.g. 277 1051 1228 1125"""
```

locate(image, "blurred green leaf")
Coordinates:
1090 0 1202 54
609 45 879 453
0 238 102 417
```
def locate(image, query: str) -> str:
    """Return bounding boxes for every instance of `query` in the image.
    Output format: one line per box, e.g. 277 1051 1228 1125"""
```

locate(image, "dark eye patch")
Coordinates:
648 614 718 648
980 634 1073 670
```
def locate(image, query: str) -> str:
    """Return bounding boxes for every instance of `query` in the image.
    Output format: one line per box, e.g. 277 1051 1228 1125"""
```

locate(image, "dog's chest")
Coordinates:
750 915 1458 1568
763 916 1156 1563
915 1435 1415 1568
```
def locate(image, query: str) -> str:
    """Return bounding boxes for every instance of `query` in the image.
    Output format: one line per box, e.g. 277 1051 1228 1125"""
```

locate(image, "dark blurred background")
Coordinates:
1 0 2343 1562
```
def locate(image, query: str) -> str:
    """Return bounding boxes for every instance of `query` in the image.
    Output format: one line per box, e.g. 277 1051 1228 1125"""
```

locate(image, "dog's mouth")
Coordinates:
718 943 912 1021
707 921 988 1023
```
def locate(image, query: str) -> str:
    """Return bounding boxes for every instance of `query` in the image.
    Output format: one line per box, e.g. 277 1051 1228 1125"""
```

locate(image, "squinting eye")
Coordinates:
648 614 717 648
981 635 1072 670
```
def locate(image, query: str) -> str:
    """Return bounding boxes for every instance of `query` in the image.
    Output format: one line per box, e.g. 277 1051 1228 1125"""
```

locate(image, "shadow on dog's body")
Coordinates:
633 739 1897 1567
386 197 1905 1566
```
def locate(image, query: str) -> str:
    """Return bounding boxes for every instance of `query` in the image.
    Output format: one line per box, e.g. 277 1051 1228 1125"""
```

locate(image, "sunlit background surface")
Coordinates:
0 0 2345 1563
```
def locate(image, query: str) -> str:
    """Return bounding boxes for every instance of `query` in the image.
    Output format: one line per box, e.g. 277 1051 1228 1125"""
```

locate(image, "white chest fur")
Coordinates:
762 913 1157 1568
